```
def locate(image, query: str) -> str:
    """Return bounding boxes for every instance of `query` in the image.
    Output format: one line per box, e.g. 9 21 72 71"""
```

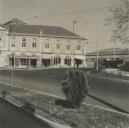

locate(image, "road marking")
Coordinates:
0 81 129 117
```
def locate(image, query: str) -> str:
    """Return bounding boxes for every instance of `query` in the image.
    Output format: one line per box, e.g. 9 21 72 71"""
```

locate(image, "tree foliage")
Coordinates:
107 0 129 46
62 70 89 108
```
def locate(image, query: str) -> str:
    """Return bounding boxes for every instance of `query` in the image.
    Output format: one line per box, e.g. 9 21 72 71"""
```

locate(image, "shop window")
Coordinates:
65 58 71 65
20 59 29 65
54 57 61 65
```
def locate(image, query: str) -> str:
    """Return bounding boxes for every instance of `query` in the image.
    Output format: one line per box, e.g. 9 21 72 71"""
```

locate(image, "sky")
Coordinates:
0 0 125 52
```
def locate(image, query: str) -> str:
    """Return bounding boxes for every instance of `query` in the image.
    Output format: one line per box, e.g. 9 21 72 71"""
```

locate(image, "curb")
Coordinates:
0 96 72 128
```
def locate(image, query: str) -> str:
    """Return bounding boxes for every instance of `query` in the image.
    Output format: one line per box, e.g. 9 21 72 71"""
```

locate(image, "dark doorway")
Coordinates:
9 58 14 67
30 59 37 67
75 59 83 67
42 59 51 67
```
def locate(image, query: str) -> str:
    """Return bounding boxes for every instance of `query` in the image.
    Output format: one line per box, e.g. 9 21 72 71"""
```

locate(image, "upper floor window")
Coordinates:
56 44 60 49
22 42 26 47
11 43 15 47
32 42 37 48
11 36 16 47
66 44 70 49
23 38 26 41
22 38 26 47
77 44 81 50
45 43 49 48
0 38 1 41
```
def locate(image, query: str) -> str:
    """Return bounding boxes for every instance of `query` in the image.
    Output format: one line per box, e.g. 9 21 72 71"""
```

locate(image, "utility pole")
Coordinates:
85 20 100 70
96 32 99 70
40 28 43 68
113 40 116 59
73 21 77 33
11 53 14 91
73 21 77 69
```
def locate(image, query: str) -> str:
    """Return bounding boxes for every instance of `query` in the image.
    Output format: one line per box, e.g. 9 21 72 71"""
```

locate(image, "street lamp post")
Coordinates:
40 28 43 68
96 31 99 70
73 20 77 69
11 53 14 91
85 20 101 70
113 40 116 59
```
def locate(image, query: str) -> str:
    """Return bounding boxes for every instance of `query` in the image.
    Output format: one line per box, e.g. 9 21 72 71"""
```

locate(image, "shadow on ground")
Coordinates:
55 99 74 108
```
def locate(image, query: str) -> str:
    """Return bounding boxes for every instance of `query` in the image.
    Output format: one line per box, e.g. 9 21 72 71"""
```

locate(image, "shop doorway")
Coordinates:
42 59 51 67
30 59 37 67
9 58 14 67
75 59 83 67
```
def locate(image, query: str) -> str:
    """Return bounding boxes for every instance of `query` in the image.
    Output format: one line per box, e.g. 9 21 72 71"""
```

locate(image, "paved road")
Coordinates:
0 69 129 112
0 98 53 128
87 73 129 113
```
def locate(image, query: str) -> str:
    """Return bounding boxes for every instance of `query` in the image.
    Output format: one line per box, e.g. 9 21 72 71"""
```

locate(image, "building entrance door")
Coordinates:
75 59 83 67
9 58 14 67
30 59 37 67
42 59 50 67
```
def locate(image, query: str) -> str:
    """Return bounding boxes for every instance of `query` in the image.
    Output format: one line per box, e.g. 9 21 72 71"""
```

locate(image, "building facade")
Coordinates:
86 48 129 68
0 19 87 68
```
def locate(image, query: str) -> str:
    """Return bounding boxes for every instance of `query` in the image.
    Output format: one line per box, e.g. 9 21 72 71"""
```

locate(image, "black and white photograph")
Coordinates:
0 0 129 128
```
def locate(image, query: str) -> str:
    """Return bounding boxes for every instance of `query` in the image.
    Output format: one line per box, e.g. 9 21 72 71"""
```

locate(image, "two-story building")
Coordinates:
0 19 87 68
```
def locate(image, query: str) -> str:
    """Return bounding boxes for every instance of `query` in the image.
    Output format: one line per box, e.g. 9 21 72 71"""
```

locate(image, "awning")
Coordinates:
8 54 39 59
41 54 52 59
29 54 39 59
74 55 85 60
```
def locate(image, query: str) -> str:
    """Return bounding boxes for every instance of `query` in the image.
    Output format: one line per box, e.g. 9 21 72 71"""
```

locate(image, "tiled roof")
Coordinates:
5 24 83 39
1 18 85 39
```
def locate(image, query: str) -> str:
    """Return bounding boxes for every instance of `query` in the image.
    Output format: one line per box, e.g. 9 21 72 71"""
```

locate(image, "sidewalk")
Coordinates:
0 98 52 128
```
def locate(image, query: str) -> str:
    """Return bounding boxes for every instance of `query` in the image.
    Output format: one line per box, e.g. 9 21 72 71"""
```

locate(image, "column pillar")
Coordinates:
71 55 75 68
37 58 41 67
82 56 87 68
61 55 64 67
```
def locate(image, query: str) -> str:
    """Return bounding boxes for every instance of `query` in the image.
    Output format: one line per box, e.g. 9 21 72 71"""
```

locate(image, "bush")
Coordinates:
62 70 89 108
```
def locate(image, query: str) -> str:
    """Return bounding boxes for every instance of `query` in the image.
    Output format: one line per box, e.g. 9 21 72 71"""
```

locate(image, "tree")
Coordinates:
107 0 129 48
62 70 89 108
